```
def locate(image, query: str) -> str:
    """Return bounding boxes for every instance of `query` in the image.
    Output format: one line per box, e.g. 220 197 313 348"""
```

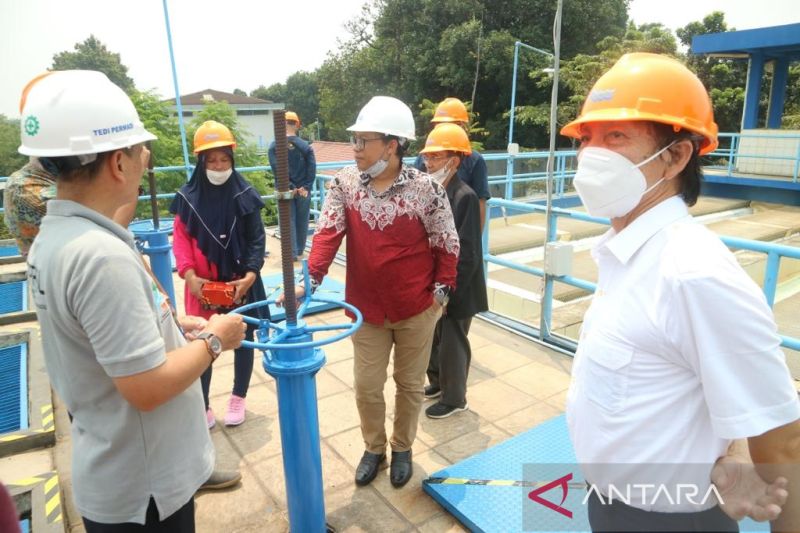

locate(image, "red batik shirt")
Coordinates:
308 165 459 325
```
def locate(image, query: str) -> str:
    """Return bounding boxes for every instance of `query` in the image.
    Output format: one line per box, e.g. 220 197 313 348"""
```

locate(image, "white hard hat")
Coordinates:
347 96 416 141
18 70 156 157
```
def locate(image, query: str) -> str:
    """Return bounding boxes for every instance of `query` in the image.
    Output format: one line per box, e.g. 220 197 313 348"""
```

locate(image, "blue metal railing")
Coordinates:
482 197 800 352
707 131 800 182
3 145 799 353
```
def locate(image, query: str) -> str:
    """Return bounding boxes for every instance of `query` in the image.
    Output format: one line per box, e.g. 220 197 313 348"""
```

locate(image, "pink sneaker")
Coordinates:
206 408 216 430
224 395 246 426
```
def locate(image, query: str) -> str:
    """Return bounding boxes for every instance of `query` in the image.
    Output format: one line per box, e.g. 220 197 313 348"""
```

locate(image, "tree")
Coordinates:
513 21 678 149
51 35 135 93
314 0 629 149
232 88 247 96
0 115 27 178
253 73 321 140
676 12 748 133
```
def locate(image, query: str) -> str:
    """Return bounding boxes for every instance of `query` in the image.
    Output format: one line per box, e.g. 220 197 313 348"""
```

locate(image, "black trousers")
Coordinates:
83 497 194 533
587 488 738 533
427 316 473 407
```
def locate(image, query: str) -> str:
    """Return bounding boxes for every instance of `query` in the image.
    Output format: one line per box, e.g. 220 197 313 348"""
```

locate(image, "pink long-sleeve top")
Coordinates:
173 215 219 320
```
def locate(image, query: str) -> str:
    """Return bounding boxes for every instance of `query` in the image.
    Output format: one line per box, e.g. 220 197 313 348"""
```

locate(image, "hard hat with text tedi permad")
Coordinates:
431 97 469 125
285 111 301 125
419 123 472 156
193 120 236 154
18 70 156 158
560 53 719 155
347 96 416 141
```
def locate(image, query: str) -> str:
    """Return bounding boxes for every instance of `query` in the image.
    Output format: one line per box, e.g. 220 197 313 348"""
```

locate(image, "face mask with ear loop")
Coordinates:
573 140 676 218
206 168 233 185
427 160 453 184
363 136 407 179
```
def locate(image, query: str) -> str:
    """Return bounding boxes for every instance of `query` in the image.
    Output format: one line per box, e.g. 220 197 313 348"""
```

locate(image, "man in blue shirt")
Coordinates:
268 111 317 260
414 98 490 229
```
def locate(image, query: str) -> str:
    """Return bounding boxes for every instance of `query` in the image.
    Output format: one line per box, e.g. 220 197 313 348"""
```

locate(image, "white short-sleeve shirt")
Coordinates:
566 196 800 512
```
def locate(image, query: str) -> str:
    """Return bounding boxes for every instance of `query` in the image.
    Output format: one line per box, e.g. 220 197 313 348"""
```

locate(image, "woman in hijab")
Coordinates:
170 120 268 429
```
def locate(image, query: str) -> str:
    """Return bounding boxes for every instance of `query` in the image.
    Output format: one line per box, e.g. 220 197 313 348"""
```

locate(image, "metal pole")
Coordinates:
161 0 191 180
540 0 563 341
273 111 298 326
509 42 521 146
146 141 159 230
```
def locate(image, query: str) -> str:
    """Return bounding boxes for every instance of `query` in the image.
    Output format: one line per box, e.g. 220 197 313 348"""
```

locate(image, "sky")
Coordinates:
2 0 799 119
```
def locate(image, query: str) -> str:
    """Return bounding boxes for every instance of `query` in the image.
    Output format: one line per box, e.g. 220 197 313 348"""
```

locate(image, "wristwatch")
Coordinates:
433 282 451 307
196 332 223 363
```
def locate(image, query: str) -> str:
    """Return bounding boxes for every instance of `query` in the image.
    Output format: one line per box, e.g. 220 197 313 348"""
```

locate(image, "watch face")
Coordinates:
209 336 223 355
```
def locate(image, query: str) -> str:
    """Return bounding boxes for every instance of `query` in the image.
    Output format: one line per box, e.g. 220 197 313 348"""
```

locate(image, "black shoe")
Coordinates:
390 450 413 488
425 402 469 419
424 384 441 399
355 451 385 486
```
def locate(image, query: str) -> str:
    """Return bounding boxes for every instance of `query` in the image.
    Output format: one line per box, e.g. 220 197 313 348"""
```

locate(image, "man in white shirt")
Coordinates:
561 53 800 532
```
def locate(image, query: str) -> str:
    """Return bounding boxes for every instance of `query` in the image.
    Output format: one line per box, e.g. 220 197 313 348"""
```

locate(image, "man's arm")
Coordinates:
113 314 245 411
712 439 788 522
749 419 800 532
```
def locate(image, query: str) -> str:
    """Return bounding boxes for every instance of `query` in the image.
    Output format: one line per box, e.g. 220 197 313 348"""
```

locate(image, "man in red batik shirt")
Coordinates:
287 96 458 488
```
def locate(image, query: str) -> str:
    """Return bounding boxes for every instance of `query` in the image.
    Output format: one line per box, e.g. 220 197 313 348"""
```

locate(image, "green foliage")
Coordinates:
51 35 135 93
315 0 628 149
0 115 27 177
252 72 321 140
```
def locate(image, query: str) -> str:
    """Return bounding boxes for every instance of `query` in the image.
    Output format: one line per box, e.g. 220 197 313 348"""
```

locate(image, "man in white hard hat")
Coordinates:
21 70 246 532
285 96 459 488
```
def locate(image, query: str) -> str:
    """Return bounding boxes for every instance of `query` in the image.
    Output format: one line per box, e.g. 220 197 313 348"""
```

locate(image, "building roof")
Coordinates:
692 23 800 60
312 141 354 175
164 89 273 106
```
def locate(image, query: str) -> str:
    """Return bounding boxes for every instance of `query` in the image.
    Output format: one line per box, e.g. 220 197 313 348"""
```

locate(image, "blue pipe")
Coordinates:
261 325 327 532
161 0 192 180
134 228 176 304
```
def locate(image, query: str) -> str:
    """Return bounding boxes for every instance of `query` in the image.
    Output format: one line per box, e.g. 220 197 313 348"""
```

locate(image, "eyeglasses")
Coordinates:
422 153 449 163
350 135 385 151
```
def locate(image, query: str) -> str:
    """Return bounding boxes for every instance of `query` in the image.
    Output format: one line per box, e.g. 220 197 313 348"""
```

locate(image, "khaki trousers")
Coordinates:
351 303 442 454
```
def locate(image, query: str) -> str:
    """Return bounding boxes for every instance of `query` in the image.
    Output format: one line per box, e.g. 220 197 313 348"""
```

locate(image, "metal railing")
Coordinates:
707 131 800 182
482 197 800 352
2 149 798 354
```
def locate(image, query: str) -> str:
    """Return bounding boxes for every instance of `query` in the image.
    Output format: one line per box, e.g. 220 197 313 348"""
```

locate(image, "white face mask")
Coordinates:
573 142 674 218
206 168 233 185
428 162 452 184
364 158 389 179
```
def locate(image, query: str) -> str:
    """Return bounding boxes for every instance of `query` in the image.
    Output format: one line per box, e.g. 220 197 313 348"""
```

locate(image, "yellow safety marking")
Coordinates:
487 480 516 486
45 490 60 516
44 474 58 494
7 475 45 488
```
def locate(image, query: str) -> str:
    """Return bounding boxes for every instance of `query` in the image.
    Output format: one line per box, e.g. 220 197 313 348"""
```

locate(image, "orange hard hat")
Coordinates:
193 120 236 154
285 111 300 125
419 123 472 155
431 97 469 124
560 53 718 155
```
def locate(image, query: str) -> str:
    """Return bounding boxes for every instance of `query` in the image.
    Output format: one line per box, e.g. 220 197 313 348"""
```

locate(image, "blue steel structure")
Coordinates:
692 23 800 130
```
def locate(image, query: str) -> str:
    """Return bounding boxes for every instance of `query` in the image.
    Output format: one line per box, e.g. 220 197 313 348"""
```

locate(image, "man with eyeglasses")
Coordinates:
285 96 459 489
419 123 488 420
414 97 490 229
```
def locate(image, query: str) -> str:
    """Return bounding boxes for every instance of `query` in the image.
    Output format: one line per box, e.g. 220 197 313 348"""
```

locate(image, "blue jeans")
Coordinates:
289 194 312 257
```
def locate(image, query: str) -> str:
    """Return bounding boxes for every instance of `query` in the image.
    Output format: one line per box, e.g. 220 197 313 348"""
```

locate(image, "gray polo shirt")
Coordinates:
27 200 213 524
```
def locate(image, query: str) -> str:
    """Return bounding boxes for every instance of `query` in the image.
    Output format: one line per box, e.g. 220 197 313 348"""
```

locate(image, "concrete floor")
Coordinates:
1 233 573 533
